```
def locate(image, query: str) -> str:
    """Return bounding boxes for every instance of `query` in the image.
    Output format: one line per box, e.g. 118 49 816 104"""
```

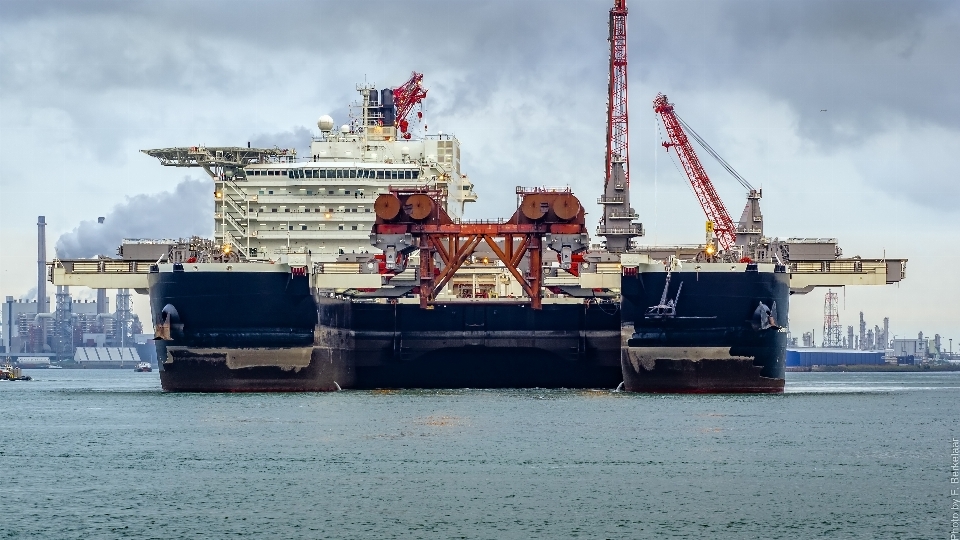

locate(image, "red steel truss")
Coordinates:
372 189 587 309
605 0 630 189
393 72 428 140
653 93 737 251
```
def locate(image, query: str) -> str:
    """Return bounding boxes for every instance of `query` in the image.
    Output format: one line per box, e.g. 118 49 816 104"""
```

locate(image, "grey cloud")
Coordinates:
4 0 952 143
635 0 960 144
55 178 212 258
2 0 957 214
720 0 944 43
249 126 314 160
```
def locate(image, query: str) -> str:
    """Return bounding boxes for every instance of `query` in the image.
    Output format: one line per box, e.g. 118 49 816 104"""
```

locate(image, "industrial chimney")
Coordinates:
97 288 109 314
37 215 48 314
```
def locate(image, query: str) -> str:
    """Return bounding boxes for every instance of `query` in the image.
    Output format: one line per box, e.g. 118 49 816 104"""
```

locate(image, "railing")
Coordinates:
515 186 571 194
597 225 644 235
790 260 880 274
55 260 154 274
455 218 507 225
597 196 625 204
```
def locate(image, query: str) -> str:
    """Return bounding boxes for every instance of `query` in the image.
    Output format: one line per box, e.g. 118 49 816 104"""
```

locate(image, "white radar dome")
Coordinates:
317 115 335 132
340 124 351 134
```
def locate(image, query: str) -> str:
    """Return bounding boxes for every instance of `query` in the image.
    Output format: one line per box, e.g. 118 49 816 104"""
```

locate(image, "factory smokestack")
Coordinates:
97 288 108 314
37 216 48 314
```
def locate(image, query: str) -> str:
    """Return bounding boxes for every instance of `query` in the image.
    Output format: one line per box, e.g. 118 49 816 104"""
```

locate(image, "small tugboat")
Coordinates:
0 364 32 381
134 361 153 373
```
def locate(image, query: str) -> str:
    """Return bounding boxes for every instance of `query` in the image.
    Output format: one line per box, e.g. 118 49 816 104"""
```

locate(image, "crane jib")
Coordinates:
653 94 737 251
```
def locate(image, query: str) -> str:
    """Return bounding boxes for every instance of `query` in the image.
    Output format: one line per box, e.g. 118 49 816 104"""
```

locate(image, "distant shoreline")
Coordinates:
787 364 960 373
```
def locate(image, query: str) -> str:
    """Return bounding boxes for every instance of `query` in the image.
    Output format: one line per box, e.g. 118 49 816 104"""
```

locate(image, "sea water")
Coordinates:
1 370 956 539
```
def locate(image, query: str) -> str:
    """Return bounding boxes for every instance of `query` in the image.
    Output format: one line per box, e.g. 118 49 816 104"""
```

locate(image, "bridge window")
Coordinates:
301 225 307 231
412 171 419 179
349 169 357 178
305 170 313 178
376 170 385 179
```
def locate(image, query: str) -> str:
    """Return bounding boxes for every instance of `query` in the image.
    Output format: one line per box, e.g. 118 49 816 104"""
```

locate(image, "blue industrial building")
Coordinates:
786 348 885 367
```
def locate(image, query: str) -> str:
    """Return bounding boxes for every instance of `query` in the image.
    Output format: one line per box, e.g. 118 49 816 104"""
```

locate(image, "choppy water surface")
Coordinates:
1 370 955 539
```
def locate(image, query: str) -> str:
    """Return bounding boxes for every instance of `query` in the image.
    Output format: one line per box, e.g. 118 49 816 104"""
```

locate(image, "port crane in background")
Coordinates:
653 93 762 257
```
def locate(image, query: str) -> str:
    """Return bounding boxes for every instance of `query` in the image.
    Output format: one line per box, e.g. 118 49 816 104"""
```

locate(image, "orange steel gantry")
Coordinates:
371 187 589 309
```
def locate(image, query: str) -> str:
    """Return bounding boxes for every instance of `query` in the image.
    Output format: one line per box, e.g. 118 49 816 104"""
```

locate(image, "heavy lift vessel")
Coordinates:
49 0 906 392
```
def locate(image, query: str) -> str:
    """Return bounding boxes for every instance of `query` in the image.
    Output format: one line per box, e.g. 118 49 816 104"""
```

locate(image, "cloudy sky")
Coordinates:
1 0 957 344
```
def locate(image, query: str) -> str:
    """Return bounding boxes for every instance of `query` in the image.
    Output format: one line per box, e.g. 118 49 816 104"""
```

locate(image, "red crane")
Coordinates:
605 0 629 189
393 72 428 140
653 93 737 251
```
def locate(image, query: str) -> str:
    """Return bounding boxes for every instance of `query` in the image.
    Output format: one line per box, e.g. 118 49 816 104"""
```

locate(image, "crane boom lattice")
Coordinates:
653 93 737 251
597 0 642 252
393 72 428 140
605 0 629 188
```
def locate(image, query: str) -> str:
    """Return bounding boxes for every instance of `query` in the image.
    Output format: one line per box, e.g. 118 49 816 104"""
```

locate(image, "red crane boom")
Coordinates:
653 93 736 251
605 0 629 188
393 72 428 140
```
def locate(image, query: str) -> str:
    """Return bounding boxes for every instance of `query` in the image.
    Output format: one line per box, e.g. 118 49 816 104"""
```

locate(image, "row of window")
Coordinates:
249 247 369 257
257 189 368 197
258 207 371 214
247 168 420 180
264 224 361 231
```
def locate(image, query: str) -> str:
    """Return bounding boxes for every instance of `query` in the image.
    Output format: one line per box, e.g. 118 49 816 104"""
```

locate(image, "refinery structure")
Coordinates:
783 288 954 369
0 217 149 367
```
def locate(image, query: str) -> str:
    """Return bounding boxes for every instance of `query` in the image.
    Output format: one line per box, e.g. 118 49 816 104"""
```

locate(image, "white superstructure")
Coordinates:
144 80 477 262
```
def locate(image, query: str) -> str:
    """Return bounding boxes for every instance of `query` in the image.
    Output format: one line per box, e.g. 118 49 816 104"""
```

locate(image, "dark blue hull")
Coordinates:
148 270 623 391
619 267 789 393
